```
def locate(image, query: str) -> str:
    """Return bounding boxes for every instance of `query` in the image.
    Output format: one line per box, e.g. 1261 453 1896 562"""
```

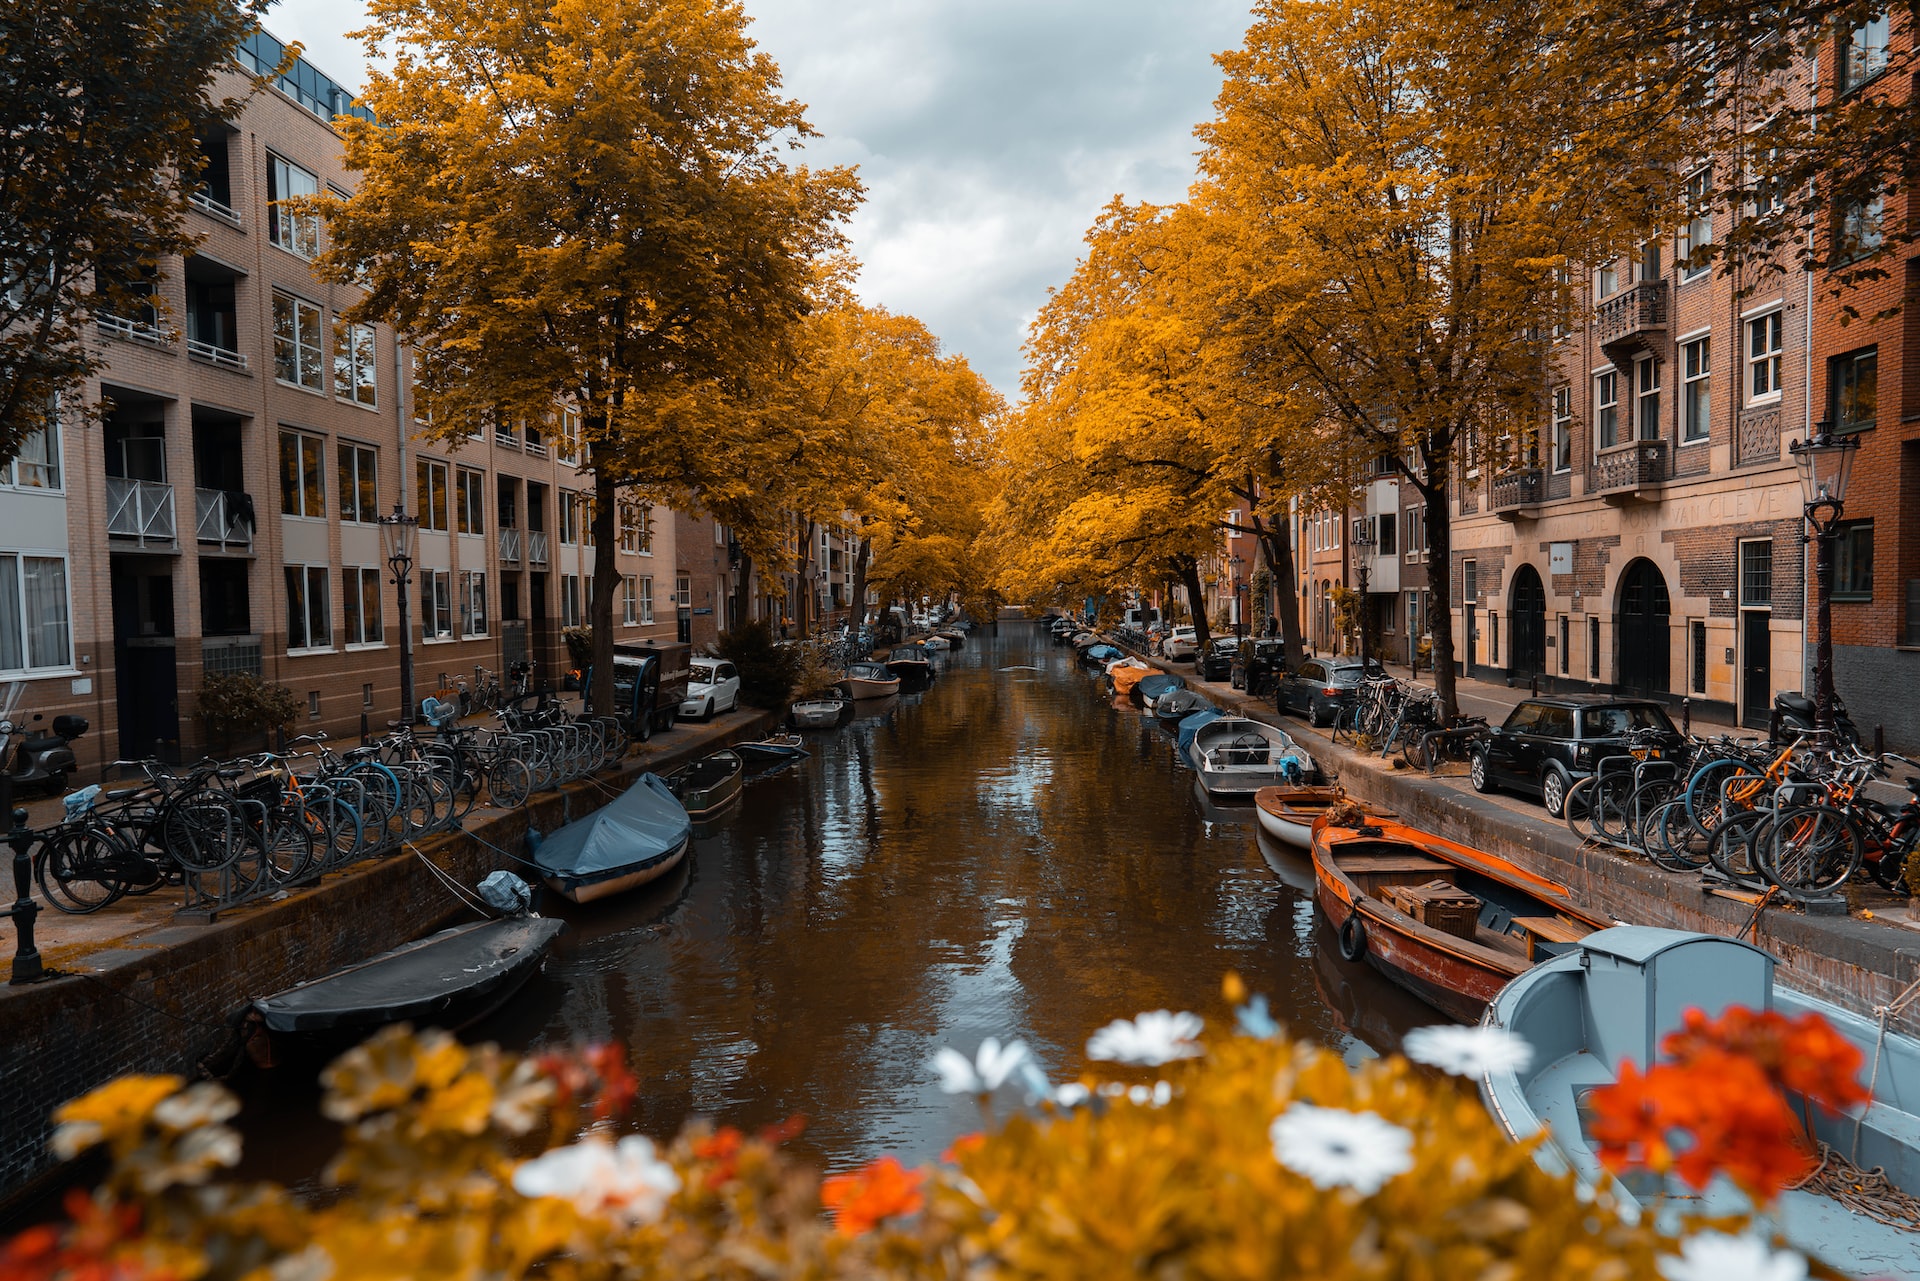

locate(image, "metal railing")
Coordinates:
494 429 519 449
106 477 177 547
194 488 253 550
96 314 169 348
524 441 549 459
527 530 550 564
186 337 249 372
498 527 522 562
189 189 242 226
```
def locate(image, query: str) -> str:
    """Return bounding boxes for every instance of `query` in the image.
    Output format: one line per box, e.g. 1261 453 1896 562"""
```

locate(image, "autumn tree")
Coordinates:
319 0 859 717
0 0 265 465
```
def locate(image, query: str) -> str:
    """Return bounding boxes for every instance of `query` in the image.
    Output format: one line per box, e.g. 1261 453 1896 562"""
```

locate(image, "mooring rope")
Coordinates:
1854 970 1920 1165
405 841 497 919
1790 1140 1920 1232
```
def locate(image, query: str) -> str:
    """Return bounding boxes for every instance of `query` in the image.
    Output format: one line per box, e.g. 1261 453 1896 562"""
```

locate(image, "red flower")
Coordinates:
819 1156 926 1237
941 1132 984 1165
758 1114 808 1146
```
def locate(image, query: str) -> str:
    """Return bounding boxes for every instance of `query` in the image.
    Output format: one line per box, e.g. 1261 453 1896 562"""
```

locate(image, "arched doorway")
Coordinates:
1509 564 1546 681
1615 559 1671 695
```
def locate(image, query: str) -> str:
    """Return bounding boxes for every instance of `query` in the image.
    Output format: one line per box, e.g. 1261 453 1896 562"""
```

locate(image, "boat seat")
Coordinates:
1335 852 1453 875
1511 914 1595 960
1478 901 1515 936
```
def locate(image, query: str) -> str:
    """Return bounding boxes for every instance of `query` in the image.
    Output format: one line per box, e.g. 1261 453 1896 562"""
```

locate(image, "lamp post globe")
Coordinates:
1788 423 1859 738
377 502 421 725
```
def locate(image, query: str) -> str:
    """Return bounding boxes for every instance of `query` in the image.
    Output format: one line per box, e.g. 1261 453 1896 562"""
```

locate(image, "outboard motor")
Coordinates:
1773 690 1860 746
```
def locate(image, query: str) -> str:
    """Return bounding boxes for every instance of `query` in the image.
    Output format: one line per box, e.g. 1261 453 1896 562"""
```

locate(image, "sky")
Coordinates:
259 0 1257 401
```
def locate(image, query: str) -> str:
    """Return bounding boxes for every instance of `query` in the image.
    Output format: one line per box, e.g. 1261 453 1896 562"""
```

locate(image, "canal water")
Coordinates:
458 620 1432 1175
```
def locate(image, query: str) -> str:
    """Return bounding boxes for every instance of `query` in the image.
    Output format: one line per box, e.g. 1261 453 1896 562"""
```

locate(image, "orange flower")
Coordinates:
758 1114 808 1146
819 1156 926 1237
942 1133 985 1165
1589 1060 1685 1177
1667 1050 1812 1198
693 1126 745 1188
0 1191 166 1281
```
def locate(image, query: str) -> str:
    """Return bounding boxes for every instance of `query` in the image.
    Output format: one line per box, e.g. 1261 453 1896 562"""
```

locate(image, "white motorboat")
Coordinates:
1186 716 1316 797
842 661 902 699
791 693 853 728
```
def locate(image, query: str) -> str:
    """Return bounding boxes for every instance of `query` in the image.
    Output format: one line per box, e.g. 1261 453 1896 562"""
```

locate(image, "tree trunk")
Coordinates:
731 552 755 632
587 470 621 724
797 518 817 637
1420 462 1457 719
1174 555 1212 655
850 537 871 629
1252 518 1304 662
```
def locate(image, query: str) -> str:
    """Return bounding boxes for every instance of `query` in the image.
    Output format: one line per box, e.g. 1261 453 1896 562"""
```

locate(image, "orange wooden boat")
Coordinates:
1253 785 1352 849
1309 810 1607 1022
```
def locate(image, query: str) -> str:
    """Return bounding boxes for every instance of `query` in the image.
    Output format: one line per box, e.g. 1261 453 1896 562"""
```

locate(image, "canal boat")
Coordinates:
731 733 809 764
1134 672 1187 709
529 772 693 904
1083 642 1122 666
1310 809 1606 1021
885 646 935 688
250 915 564 1049
1175 707 1224 761
1108 660 1152 699
1253 784 1350 848
922 633 952 651
1188 717 1316 797
1153 688 1211 725
1480 927 1920 1281
935 629 967 650
791 692 853 728
667 748 744 821
842 661 902 699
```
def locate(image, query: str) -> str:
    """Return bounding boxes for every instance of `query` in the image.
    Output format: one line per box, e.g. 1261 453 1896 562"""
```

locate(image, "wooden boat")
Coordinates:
667 749 744 820
1188 716 1317 796
1310 810 1606 1021
1481 927 1920 1280
1253 785 1349 849
791 694 853 728
529 773 692 904
252 915 563 1045
731 733 809 764
1109 660 1152 699
842 661 902 699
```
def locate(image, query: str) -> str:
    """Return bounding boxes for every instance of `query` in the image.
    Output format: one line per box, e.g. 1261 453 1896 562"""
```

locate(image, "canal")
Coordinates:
461 620 1432 1174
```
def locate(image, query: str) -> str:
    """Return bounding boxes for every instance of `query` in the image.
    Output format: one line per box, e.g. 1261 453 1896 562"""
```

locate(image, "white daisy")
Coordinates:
1085 1010 1204 1065
1269 1103 1414 1195
513 1135 681 1225
1051 1082 1091 1108
1401 1025 1534 1078
1659 1233 1808 1281
930 1037 1033 1094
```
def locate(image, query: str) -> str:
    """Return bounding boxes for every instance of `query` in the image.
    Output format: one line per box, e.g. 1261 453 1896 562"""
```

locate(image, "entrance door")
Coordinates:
111 562 180 761
1509 565 1547 681
1463 605 1477 679
1742 611 1772 729
1615 558 1671 695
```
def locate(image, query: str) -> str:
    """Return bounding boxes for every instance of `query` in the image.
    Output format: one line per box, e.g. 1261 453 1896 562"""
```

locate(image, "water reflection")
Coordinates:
473 623 1423 1174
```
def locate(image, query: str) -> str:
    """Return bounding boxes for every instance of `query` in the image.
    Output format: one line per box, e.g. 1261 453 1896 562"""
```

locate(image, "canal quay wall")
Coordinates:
1111 640 1920 1034
0 710 780 1204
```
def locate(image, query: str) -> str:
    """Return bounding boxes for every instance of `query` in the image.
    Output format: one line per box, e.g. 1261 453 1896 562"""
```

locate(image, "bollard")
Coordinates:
1531 674 1539 697
1681 696 1690 737
360 711 371 744
1769 707 1782 745
7 805 43 985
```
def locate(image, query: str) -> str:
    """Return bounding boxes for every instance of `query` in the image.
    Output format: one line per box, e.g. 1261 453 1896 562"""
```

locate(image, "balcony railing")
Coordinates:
524 441 549 460
498 527 522 562
195 488 254 550
187 337 249 372
494 429 519 449
1490 468 1543 518
1591 440 1666 500
189 189 242 227
96 314 170 348
1594 280 1668 352
527 530 550 564
106 477 177 547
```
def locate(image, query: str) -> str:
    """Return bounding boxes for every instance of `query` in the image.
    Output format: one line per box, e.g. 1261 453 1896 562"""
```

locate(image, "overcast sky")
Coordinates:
261 0 1255 401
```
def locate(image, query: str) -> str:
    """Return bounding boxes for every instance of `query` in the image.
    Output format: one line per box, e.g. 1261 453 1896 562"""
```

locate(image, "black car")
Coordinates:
1199 636 1240 682
1275 658 1368 727
1470 696 1683 818
1231 639 1289 696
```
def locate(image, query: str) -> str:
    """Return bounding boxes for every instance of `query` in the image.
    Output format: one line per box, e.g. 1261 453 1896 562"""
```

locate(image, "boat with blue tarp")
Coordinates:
529 773 692 904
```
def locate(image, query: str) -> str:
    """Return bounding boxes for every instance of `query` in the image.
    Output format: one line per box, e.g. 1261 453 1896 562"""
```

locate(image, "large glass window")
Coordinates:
622 575 638 625
460 570 487 637
0 554 71 671
556 408 582 465
1682 337 1711 442
416 459 449 531
337 443 377 523
559 492 580 545
279 430 324 517
1836 521 1874 600
267 154 320 257
342 566 383 645
1839 12 1890 92
1740 539 1773 606
639 576 654 625
332 319 377 407
1832 347 1877 434
455 468 485 535
1551 385 1572 472
1678 168 1712 281
1747 310 1783 401
4 421 60 490
272 291 323 390
285 565 330 650
1635 357 1661 441
561 574 582 628
1836 197 1885 263
1596 262 1619 298
1595 369 1620 449
420 569 453 639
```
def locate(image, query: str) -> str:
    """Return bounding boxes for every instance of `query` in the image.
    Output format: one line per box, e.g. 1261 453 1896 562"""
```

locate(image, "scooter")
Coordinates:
1773 688 1859 747
0 682 88 796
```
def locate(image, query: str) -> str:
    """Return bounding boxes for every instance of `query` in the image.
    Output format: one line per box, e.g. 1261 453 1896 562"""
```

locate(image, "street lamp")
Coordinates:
1789 421 1860 738
1353 517 1374 669
378 500 421 725
1228 553 1246 638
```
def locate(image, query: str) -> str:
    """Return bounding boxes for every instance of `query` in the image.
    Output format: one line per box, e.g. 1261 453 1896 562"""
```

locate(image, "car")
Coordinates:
1231 639 1289 696
1199 636 1241 682
1162 626 1199 662
1470 696 1683 818
1274 657 1368 727
679 658 742 722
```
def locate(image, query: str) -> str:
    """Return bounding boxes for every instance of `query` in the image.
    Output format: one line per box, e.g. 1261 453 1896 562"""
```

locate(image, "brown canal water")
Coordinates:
239 621 1432 1186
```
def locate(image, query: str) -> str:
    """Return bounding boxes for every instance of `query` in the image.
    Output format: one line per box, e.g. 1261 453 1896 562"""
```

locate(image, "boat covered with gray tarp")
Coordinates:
530 772 691 904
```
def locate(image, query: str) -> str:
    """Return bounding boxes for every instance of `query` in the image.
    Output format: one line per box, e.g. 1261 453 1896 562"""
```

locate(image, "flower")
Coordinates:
1269 1104 1415 1195
1658 1232 1808 1281
51 1076 184 1160
150 1082 240 1132
1086 1011 1204 1065
819 1156 926 1236
512 1135 680 1225
1235 994 1281 1041
1402 1025 1533 1078
931 1037 1032 1094
1051 1083 1091 1108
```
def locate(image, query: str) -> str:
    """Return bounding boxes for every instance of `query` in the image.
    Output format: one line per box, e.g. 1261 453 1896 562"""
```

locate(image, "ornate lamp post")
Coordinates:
1353 517 1375 668
378 501 421 725
1788 421 1860 738
1228 553 1246 638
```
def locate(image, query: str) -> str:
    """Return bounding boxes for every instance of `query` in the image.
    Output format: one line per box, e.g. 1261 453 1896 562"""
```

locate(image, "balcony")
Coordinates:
96 314 170 349
527 530 550 565
107 477 177 548
189 189 241 228
1594 280 1667 368
187 338 249 372
498 527 522 563
524 441 549 460
195 488 254 551
1591 440 1667 504
1490 468 1544 521
494 429 519 450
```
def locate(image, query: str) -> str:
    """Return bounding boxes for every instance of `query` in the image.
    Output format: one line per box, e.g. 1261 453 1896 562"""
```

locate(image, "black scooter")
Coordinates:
1773 689 1859 747
0 684 88 796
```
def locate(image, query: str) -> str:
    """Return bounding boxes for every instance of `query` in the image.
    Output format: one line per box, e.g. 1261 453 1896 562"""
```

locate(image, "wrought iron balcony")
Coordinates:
1591 440 1667 503
194 488 254 550
187 338 249 372
527 530 550 564
498 527 522 562
1595 280 1668 366
1490 468 1544 520
106 477 177 548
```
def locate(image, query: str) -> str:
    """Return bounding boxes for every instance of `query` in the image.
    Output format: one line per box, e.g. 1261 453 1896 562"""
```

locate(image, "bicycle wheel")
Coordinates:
1563 777 1597 837
1685 758 1754 839
1762 805 1862 898
345 762 403 846
161 796 247 871
1624 778 1682 859
35 827 129 913
314 792 364 867
262 810 316 883
1400 732 1431 772
1590 771 1638 846
488 756 532 809
1705 809 1770 887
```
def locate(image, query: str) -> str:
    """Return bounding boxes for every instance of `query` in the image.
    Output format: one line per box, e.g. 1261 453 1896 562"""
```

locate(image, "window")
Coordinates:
272 291 324 390
1692 620 1708 694
1836 197 1884 263
561 574 582 628
1376 512 1396 555
1596 262 1619 298
332 319 377 407
1835 521 1874 599
4 420 60 490
1490 612 1499 664
460 570 487 636
338 443 377 523
1634 241 1661 283
1463 559 1478 603
285 565 330 650
267 154 319 257
1595 369 1620 449
558 492 579 545
618 499 642 554
342 566 383 645
1747 310 1782 401
1681 338 1711 442
1741 539 1773 606
639 575 654 625
1558 615 1570 674
1401 509 1426 561
419 569 453 639
1838 12 1890 92
455 468 485 535
621 575 638 624
0 554 71 671
1635 357 1661 441
1551 385 1573 472
1831 347 1877 434
1678 169 1712 281
416 459 449 531
1589 615 1600 678
556 408 582 465
279 430 324 517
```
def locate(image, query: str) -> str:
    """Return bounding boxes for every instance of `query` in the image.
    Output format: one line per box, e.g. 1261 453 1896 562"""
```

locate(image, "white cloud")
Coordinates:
258 0 1253 398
